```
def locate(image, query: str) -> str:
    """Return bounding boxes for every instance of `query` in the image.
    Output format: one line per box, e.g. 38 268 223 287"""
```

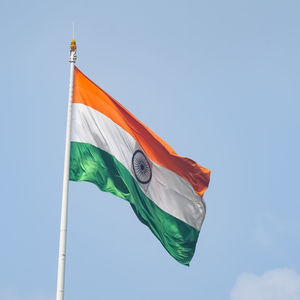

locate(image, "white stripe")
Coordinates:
71 103 205 230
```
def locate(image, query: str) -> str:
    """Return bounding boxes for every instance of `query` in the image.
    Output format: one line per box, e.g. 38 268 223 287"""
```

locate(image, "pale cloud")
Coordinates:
230 268 300 300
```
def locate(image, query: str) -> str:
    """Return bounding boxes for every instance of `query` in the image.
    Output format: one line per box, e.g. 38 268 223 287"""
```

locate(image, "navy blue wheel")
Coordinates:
132 150 152 184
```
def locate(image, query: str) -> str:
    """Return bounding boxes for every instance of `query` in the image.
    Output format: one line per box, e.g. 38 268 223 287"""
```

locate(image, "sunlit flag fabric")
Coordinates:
69 67 211 265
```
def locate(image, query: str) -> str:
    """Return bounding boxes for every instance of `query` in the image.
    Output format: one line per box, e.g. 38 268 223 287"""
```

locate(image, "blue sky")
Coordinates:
1 0 300 299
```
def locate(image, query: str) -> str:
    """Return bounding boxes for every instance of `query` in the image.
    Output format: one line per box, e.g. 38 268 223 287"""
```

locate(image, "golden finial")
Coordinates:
70 39 77 51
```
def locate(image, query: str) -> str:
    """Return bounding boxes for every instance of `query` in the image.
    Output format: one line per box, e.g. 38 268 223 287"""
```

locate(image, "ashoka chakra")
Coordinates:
132 150 152 184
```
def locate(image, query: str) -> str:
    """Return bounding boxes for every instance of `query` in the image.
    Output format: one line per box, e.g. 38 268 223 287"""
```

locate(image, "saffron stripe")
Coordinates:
73 66 210 197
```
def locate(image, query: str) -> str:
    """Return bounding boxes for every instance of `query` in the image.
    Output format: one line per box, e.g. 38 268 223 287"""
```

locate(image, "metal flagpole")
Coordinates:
56 39 77 300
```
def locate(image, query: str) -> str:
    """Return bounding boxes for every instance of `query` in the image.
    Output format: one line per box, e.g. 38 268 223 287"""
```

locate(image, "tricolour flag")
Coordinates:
69 67 211 265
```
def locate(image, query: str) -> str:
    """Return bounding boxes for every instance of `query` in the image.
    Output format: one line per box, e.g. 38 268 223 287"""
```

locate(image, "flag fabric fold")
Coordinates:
69 66 210 265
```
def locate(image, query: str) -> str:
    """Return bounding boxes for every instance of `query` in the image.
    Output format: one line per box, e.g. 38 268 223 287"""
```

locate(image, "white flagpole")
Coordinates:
56 39 77 300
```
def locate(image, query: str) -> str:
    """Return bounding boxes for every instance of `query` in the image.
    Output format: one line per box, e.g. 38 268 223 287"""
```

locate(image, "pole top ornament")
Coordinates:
69 39 77 63
70 39 77 51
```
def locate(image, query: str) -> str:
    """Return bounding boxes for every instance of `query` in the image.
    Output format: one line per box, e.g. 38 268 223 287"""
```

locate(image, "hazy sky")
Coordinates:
1 0 300 299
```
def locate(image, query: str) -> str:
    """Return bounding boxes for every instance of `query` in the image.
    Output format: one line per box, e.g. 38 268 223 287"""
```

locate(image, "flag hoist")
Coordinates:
56 39 77 300
56 39 211 300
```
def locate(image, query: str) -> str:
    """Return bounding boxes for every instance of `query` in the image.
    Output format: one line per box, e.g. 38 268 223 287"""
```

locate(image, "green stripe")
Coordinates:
69 141 200 265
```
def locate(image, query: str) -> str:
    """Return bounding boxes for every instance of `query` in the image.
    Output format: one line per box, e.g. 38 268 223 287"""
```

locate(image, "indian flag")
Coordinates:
69 67 211 265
